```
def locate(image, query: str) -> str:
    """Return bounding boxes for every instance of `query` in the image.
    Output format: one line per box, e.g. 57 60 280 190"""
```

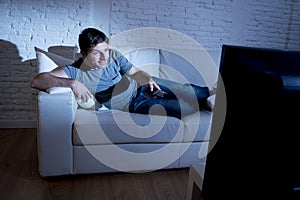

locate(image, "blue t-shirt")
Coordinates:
62 49 137 110
63 49 133 93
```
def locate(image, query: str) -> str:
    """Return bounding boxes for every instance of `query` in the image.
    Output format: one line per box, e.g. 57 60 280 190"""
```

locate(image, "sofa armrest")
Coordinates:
37 90 77 177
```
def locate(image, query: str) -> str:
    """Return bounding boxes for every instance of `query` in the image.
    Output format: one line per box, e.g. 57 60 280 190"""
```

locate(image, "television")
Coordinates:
202 45 300 199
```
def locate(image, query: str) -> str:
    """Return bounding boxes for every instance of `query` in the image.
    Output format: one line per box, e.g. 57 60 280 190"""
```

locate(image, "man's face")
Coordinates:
82 42 110 70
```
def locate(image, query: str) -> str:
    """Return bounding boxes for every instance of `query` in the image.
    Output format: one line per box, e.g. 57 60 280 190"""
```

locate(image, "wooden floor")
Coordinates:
0 128 189 200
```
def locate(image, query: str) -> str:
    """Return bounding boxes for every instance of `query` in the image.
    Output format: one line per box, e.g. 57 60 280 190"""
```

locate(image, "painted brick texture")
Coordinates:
0 0 92 124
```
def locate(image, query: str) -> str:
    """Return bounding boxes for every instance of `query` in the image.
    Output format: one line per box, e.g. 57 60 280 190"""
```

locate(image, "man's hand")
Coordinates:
72 80 93 102
127 66 161 91
145 78 161 92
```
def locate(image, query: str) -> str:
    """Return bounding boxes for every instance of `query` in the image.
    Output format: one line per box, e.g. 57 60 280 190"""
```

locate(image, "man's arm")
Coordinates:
126 66 161 91
30 67 92 102
30 69 74 91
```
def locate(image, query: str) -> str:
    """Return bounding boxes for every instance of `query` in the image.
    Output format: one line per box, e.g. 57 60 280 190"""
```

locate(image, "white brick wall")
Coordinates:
110 0 300 61
0 0 299 127
0 0 94 127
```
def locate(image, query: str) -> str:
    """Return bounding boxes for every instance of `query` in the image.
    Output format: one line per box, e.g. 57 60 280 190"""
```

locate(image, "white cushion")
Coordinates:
124 48 160 77
160 50 206 85
182 111 212 142
36 51 59 73
35 47 74 94
73 109 184 145
35 47 74 71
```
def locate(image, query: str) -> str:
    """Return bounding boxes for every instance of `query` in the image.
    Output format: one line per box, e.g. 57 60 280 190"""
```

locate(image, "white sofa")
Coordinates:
35 46 217 177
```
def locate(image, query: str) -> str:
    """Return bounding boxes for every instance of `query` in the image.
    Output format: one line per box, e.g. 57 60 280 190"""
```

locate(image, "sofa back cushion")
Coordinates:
35 46 213 91
124 48 209 86
159 49 206 86
123 48 160 77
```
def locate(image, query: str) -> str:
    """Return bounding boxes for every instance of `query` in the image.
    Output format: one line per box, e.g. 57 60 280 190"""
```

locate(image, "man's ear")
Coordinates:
81 51 87 59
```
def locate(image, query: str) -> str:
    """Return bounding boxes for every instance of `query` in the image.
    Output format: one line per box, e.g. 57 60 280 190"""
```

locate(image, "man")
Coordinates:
31 27 213 119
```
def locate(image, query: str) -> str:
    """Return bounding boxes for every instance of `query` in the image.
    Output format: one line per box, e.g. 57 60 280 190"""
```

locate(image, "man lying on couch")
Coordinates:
31 27 214 119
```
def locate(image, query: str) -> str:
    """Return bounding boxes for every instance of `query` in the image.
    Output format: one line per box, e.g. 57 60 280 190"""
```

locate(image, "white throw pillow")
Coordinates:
35 47 74 71
35 47 73 94
35 47 96 109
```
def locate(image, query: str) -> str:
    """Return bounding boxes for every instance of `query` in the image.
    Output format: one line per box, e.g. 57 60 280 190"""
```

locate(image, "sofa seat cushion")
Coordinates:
73 109 185 145
182 111 212 142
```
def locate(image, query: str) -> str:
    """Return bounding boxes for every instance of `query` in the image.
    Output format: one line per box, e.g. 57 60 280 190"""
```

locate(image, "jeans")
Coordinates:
129 77 210 119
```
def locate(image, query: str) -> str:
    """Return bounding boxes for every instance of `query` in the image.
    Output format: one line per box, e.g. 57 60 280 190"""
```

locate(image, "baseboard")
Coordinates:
0 120 37 128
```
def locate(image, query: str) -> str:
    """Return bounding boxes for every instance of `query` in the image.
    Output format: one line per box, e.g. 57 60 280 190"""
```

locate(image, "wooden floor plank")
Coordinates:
0 128 189 200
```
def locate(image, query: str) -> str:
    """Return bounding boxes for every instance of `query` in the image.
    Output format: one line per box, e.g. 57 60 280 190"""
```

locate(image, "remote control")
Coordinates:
152 90 168 97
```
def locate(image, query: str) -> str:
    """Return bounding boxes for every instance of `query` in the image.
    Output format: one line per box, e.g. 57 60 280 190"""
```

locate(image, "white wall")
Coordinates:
0 0 102 127
0 0 299 127
110 0 300 63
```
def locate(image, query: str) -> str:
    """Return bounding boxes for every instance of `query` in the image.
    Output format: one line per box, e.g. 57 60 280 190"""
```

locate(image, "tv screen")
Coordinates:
202 45 300 199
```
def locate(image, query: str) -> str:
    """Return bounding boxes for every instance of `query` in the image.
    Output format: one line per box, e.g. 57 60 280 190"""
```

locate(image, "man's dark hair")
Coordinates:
78 28 109 54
